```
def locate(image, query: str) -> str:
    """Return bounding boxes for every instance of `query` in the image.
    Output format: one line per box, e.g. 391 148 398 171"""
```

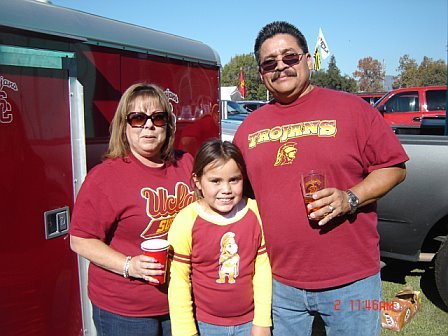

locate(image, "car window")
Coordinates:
224 101 249 121
227 101 249 114
426 90 447 111
242 103 265 112
385 91 419 113
242 104 257 112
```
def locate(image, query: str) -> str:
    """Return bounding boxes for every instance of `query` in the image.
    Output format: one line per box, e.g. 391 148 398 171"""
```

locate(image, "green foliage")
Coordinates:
394 55 447 88
310 55 357 92
353 56 385 92
394 55 418 89
221 53 267 100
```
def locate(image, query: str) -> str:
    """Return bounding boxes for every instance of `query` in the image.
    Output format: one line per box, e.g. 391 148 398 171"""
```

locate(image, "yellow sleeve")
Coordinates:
167 203 198 336
249 199 273 327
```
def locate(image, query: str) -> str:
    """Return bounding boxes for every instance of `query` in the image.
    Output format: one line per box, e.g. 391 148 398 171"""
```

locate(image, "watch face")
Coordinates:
347 190 359 214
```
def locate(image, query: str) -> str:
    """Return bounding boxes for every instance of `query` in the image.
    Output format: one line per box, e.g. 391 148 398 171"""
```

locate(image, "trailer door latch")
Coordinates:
44 206 70 239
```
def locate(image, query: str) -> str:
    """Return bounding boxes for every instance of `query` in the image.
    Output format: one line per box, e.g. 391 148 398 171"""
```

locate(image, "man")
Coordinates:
233 21 408 336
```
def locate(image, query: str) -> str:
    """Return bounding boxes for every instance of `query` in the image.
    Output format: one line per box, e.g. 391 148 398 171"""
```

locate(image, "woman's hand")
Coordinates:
128 254 165 284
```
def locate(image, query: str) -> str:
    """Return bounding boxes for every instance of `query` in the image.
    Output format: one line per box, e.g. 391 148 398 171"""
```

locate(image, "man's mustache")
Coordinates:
272 69 296 81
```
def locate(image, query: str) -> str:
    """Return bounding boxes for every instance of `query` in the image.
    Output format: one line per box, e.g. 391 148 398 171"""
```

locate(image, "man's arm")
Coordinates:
308 164 406 226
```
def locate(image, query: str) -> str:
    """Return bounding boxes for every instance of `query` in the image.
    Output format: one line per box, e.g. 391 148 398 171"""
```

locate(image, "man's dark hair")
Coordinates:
254 21 309 64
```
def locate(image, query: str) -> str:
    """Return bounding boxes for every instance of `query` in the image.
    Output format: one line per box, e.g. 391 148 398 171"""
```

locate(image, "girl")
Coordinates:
168 139 272 336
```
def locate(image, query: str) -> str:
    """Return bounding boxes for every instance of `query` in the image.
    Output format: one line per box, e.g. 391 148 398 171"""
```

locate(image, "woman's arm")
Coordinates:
70 235 164 284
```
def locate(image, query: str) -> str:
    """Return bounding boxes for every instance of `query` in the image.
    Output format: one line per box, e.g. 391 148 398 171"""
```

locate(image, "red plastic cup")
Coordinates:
140 239 170 285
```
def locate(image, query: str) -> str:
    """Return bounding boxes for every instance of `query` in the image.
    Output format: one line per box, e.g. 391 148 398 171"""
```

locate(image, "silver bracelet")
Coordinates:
123 256 132 278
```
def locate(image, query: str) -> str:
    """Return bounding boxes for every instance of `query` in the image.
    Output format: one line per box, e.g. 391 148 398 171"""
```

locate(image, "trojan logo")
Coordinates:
140 182 194 238
274 142 298 166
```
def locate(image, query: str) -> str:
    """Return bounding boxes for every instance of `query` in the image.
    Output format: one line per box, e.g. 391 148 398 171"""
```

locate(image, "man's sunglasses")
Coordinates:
259 53 306 72
126 112 168 128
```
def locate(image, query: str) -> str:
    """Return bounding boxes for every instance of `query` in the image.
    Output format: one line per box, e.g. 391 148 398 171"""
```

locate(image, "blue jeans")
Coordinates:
197 320 253 336
92 304 171 336
272 272 381 336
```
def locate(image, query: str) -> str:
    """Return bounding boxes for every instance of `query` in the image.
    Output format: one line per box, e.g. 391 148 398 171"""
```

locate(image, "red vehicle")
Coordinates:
374 86 447 130
354 92 385 105
0 1 220 335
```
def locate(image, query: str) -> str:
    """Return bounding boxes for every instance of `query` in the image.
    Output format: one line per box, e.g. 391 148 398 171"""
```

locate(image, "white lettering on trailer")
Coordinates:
164 88 179 113
0 76 18 124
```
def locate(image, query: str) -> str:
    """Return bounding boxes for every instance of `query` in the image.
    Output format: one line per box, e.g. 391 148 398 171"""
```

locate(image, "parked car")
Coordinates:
374 86 447 129
237 100 268 112
355 92 385 105
220 100 250 121
220 100 250 142
377 122 448 306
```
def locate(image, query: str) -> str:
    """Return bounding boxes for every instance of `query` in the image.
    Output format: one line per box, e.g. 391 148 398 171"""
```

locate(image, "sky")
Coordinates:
52 0 447 76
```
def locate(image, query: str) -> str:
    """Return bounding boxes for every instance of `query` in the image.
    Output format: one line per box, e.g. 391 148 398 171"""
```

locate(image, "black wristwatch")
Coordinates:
346 190 359 214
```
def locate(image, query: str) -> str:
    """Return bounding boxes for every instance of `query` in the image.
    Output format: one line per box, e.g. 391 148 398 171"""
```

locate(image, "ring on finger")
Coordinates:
328 204 335 212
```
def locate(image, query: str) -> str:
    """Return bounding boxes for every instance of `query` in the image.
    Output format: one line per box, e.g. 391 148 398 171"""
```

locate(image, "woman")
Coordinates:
70 83 195 336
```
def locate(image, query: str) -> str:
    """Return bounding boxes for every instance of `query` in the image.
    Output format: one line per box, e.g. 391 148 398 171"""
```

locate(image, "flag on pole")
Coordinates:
317 28 330 60
238 67 246 98
313 44 321 71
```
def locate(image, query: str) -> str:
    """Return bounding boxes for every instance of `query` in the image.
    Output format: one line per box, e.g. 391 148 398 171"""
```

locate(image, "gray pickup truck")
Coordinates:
221 115 448 306
378 125 448 307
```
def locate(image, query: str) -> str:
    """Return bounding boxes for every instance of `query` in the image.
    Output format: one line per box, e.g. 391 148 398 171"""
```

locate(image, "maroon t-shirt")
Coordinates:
70 152 194 316
234 87 409 289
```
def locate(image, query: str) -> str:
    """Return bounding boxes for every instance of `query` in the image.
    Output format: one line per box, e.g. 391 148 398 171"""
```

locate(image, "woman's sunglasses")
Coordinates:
126 112 168 128
259 53 306 72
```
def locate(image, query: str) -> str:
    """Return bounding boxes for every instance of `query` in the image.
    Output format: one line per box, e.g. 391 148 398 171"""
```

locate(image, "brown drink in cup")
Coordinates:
301 170 326 218
140 239 170 285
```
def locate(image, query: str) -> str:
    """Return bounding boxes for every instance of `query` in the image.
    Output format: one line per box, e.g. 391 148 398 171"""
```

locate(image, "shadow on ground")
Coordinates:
380 258 448 313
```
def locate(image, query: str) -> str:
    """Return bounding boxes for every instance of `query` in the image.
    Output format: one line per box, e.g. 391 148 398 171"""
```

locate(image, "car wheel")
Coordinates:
435 237 448 307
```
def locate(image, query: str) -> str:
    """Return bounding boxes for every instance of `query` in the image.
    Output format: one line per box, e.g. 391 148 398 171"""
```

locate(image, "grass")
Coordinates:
311 259 448 335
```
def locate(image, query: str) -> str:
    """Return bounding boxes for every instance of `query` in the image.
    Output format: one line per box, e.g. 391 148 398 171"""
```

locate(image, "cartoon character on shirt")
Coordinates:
216 232 240 284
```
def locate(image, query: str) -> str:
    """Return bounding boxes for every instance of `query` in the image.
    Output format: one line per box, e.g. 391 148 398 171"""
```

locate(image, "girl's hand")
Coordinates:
127 254 165 284
251 325 271 336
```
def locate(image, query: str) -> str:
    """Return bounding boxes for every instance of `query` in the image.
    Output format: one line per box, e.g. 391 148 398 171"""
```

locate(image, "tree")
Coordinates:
221 54 266 100
418 56 447 86
353 57 385 92
310 55 357 92
394 55 419 88
394 55 446 88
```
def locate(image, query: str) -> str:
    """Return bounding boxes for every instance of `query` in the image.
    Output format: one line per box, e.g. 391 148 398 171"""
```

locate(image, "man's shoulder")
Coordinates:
314 86 354 99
